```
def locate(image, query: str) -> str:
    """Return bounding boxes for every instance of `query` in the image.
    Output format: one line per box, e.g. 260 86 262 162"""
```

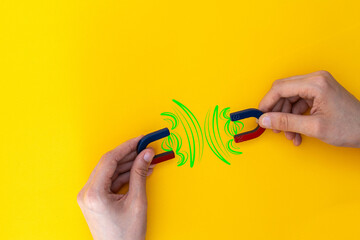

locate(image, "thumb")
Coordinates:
128 148 155 199
259 112 319 136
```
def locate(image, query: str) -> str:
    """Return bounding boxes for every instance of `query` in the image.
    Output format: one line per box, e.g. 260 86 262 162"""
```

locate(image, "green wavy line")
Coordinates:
226 139 243 155
160 103 246 167
161 132 188 166
173 99 204 161
204 110 226 163
160 112 178 130
212 106 228 157
205 109 230 165
220 107 231 120
174 108 196 167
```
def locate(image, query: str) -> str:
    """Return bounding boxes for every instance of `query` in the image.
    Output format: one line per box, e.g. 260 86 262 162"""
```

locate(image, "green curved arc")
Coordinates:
161 138 171 151
173 99 204 161
160 110 188 166
177 151 188 166
221 107 245 137
172 132 183 152
163 119 174 130
213 106 228 157
219 106 245 156
224 120 232 137
161 132 188 166
204 111 226 163
161 112 178 130
226 139 243 155
220 107 231 120
160 104 246 167
205 110 230 165
174 108 196 167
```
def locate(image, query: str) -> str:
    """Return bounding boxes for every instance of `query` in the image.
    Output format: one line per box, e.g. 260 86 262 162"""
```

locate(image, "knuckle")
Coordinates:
316 70 331 77
77 190 84 205
312 75 329 91
272 79 282 88
134 167 148 178
82 188 104 210
124 142 133 154
278 114 289 130
101 151 113 160
312 70 332 85
311 118 324 137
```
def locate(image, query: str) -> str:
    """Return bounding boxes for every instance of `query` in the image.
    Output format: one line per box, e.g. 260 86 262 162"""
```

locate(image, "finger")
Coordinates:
272 98 285 112
271 98 285 133
87 151 136 190
147 168 154 176
288 96 300 104
111 160 135 181
105 135 143 163
285 99 309 142
109 148 157 192
111 171 130 193
293 133 302 146
282 99 296 140
259 112 319 137
285 131 295 140
292 99 309 115
284 99 309 141
111 169 153 193
119 151 137 164
259 74 321 112
282 99 292 113
285 99 309 143
111 151 137 181
93 135 143 191
128 148 155 199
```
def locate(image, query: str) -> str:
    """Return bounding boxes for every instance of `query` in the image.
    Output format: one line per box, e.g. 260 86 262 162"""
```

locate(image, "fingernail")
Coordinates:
147 168 154 176
261 116 271 128
144 152 153 163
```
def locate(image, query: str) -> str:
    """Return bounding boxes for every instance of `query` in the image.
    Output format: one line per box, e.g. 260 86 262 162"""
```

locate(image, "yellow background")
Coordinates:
1 0 360 239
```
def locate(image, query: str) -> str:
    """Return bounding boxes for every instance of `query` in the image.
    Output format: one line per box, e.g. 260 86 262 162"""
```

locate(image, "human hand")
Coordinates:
258 70 360 147
77 136 155 240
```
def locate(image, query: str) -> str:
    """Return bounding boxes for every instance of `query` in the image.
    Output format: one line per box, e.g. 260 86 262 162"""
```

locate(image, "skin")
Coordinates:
258 70 360 148
78 70 360 240
77 136 155 240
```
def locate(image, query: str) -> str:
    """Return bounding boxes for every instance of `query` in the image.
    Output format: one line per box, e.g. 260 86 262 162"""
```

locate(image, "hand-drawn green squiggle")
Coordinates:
213 106 228 157
174 108 197 167
160 111 188 166
173 99 204 161
226 139 243 155
204 107 231 165
220 107 243 155
161 100 204 167
160 112 178 130
161 103 244 167
220 107 244 137
204 110 224 162
161 132 188 166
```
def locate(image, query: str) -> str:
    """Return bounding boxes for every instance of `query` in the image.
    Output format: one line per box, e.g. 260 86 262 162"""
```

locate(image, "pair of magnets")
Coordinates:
136 108 265 164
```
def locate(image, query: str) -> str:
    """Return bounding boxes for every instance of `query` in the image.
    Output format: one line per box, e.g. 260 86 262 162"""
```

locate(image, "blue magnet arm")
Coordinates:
230 108 263 121
137 128 170 153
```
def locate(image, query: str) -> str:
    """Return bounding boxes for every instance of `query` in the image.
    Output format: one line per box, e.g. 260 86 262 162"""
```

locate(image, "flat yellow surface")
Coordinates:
1 0 360 239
